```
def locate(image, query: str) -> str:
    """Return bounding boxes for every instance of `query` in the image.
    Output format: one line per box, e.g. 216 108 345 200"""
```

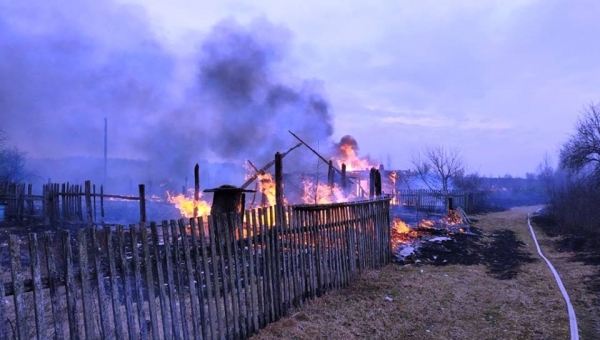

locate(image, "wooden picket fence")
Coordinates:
0 198 391 340
394 189 484 213
0 181 146 225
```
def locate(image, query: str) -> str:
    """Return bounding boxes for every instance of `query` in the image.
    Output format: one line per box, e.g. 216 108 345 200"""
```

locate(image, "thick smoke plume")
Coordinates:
0 1 334 186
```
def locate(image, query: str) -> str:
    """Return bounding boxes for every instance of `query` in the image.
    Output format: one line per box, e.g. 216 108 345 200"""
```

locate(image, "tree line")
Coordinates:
541 103 600 238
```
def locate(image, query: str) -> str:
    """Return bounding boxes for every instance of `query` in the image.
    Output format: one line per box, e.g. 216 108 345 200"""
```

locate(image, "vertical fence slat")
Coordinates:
223 213 240 340
196 217 217 340
78 229 95 339
162 221 182 340
9 235 26 340
43 233 64 340
169 220 189 340
207 216 225 339
150 222 172 340
189 217 209 340
130 225 149 340
140 223 160 340
63 231 80 340
91 228 111 339
177 219 201 340
29 233 45 340
106 226 125 340
250 210 264 329
117 225 136 340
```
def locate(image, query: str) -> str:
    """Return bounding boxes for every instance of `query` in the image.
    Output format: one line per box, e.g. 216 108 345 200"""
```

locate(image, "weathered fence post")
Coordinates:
139 184 146 223
275 152 284 208
341 163 347 191
85 180 93 222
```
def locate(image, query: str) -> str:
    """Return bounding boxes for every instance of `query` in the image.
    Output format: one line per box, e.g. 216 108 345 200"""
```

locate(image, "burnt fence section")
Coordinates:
394 189 485 213
0 198 390 340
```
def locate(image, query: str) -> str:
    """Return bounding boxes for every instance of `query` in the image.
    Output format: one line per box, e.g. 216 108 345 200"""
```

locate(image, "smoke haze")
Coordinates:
0 0 334 182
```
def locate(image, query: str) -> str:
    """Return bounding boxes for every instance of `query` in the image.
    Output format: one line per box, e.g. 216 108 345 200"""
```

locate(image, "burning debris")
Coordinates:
392 209 472 262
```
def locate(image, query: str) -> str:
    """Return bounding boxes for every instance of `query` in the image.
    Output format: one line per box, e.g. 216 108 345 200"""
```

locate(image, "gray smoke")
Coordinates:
0 1 334 184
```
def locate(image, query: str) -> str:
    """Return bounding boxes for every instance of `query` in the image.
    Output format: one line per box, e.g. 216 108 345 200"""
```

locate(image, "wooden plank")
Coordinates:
100 185 105 219
260 209 273 323
214 214 232 339
116 225 136 340
91 228 111 339
150 222 172 340
206 216 225 339
62 231 80 340
140 223 160 340
130 225 149 340
78 229 96 339
169 220 189 340
269 206 281 321
257 209 270 325
239 211 253 336
249 209 263 330
195 217 216 340
139 185 146 223
105 226 125 340
177 219 201 340
277 206 290 314
188 217 209 340
85 181 93 222
9 235 26 340
223 214 241 340
162 221 182 340
28 233 46 340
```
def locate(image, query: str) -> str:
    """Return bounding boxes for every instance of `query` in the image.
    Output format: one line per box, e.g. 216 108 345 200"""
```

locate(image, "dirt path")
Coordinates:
250 206 587 340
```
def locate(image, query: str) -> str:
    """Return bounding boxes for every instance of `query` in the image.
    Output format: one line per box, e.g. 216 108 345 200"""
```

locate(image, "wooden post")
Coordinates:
375 170 382 197
327 160 334 189
369 168 375 199
275 152 284 208
341 163 347 190
100 185 105 219
85 180 93 222
138 184 146 223
194 163 200 218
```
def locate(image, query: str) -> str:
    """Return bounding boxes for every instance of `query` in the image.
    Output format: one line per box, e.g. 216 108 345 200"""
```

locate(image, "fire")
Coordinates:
445 210 463 225
301 179 349 204
391 217 417 245
257 172 277 206
333 135 378 171
419 219 435 229
167 191 212 218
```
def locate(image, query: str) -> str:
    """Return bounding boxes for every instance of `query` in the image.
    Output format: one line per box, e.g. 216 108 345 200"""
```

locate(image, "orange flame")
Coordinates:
167 191 212 218
333 135 378 171
257 172 281 206
301 179 349 204
391 217 417 245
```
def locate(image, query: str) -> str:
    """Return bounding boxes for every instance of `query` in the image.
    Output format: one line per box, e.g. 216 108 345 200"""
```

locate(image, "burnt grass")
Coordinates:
402 225 537 280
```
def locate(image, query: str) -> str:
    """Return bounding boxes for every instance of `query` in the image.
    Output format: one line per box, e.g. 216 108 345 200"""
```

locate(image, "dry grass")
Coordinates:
250 206 586 340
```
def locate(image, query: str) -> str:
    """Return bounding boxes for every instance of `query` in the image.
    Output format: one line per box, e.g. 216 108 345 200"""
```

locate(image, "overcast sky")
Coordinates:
2 0 599 177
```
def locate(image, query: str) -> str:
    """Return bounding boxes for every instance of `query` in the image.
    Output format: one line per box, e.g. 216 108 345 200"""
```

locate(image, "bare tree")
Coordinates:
0 128 29 182
560 103 600 180
411 145 466 192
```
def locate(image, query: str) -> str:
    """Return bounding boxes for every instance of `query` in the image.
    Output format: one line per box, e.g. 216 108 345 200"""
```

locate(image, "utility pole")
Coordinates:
104 117 107 186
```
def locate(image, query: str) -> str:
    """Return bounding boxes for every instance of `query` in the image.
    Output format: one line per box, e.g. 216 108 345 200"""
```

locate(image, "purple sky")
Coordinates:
2 0 599 177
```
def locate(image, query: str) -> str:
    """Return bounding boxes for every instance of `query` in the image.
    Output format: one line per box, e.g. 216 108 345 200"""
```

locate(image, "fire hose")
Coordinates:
527 211 579 340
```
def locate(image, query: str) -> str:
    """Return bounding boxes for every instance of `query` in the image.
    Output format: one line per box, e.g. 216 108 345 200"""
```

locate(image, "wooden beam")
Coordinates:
240 142 302 189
